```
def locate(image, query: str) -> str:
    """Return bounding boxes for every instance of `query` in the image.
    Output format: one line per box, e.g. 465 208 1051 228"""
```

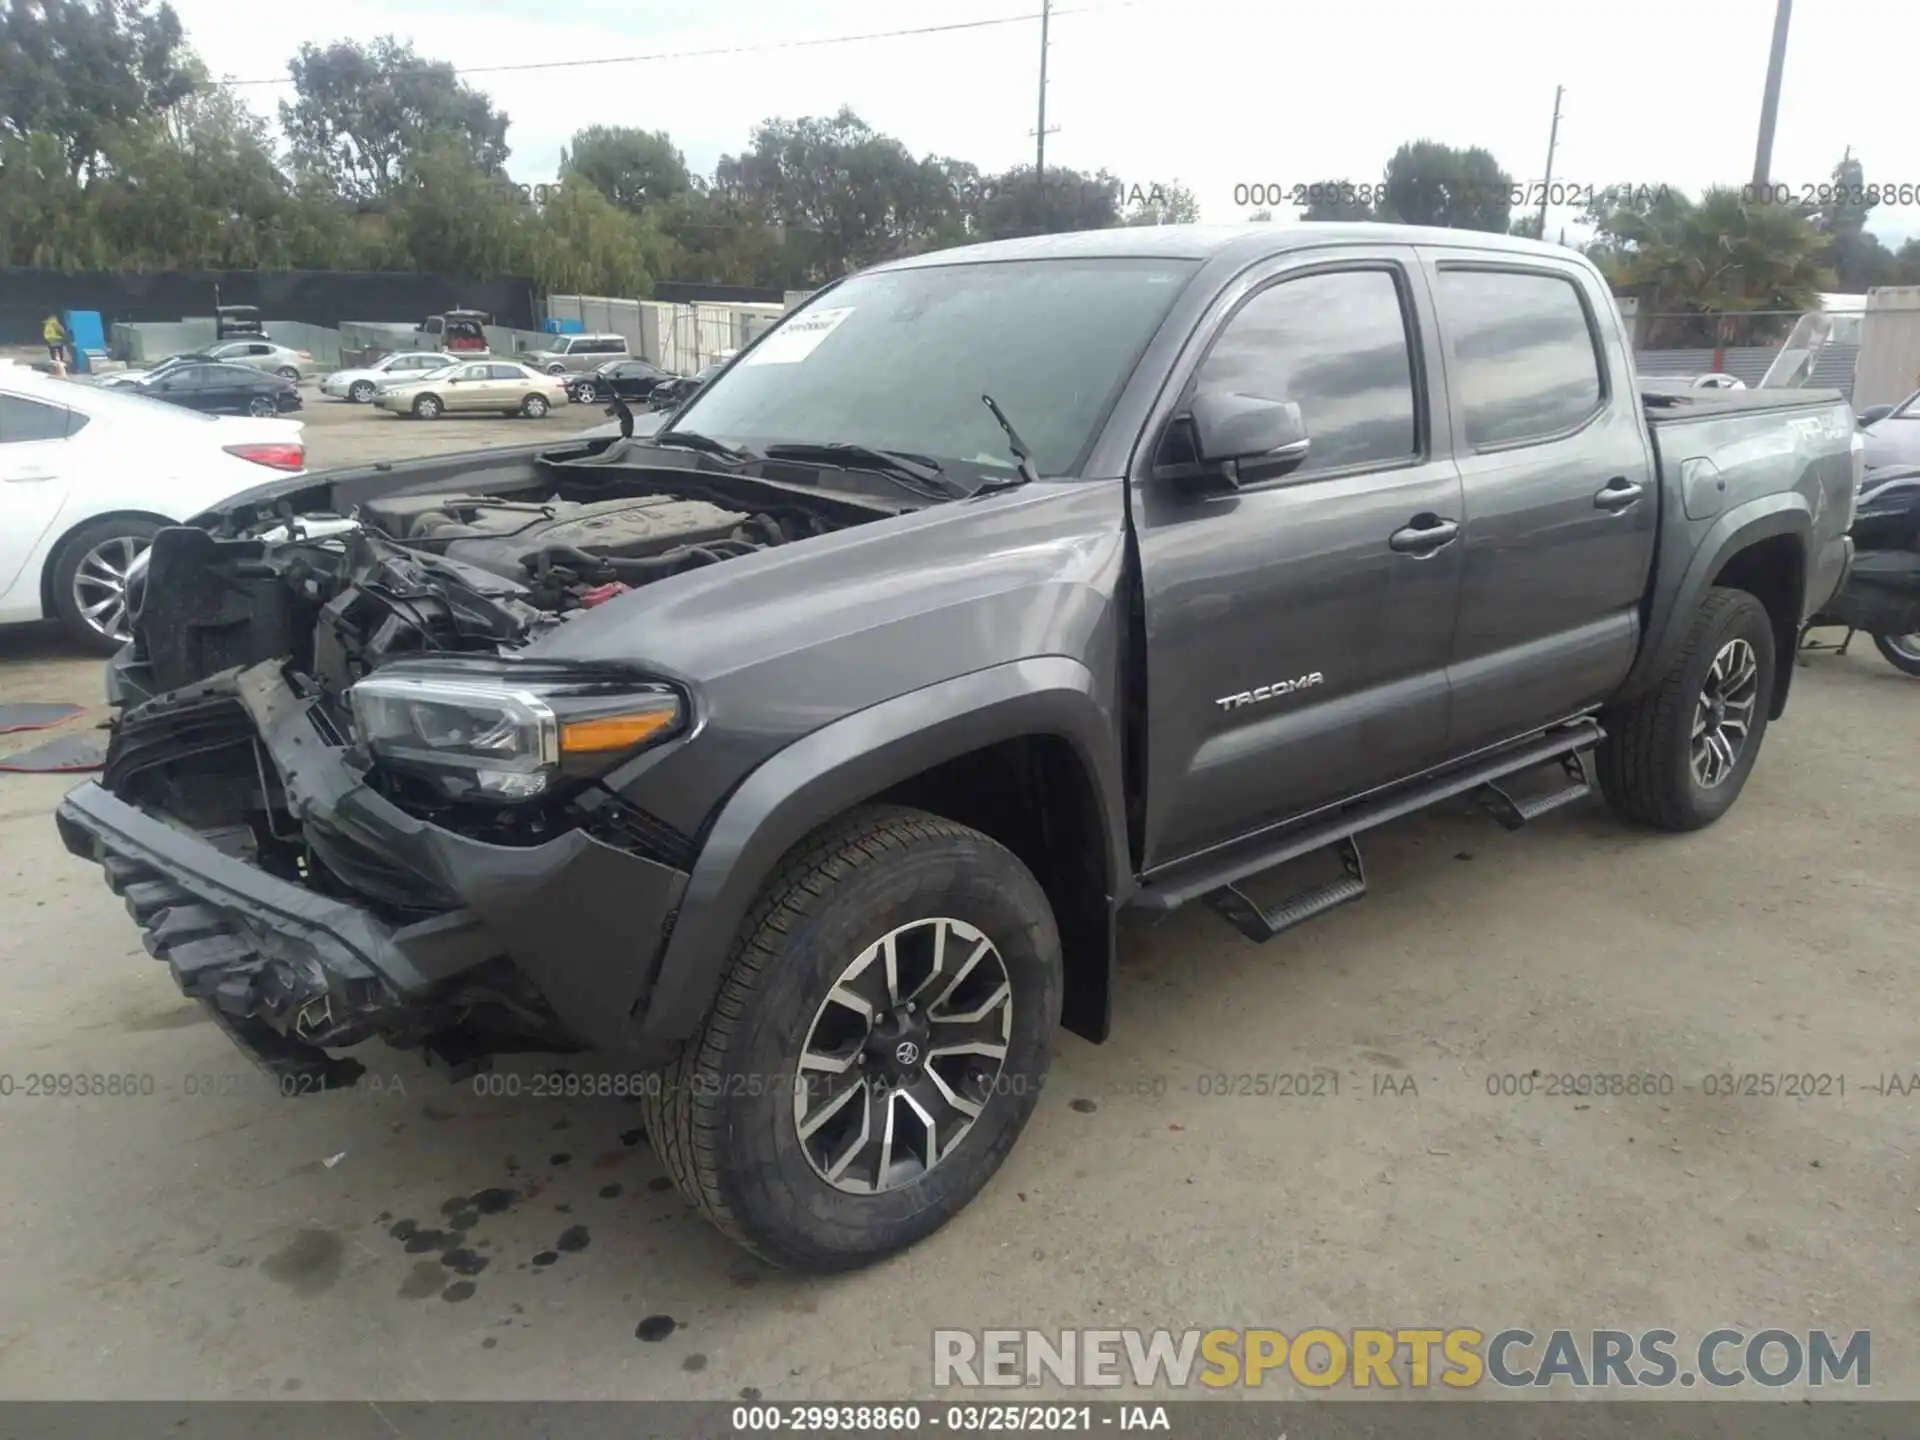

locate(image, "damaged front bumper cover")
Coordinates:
57 661 693 1088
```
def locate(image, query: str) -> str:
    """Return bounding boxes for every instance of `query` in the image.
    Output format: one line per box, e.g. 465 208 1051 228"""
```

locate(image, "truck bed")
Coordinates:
1640 385 1848 421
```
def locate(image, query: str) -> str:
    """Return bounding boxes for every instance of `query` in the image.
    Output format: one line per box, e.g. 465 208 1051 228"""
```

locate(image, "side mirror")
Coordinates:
1857 405 1892 428
1185 391 1311 485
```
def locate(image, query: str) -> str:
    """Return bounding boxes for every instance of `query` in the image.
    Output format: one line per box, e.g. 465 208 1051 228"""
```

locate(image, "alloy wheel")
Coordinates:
1690 637 1759 788
350 381 374 403
1885 633 1920 665
247 396 274 417
793 917 1014 1195
71 535 149 644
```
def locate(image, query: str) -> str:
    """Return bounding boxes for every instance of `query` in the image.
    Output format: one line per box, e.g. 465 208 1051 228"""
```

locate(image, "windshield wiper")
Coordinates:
977 395 1042 493
645 429 755 463
761 442 965 500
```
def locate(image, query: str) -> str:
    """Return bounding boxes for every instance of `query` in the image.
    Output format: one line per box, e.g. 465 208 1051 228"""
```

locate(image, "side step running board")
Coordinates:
1473 749 1594 832
1207 837 1367 943
1132 719 1606 929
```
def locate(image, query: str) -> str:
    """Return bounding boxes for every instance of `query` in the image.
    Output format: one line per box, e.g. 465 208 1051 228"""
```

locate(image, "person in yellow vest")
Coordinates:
43 314 69 368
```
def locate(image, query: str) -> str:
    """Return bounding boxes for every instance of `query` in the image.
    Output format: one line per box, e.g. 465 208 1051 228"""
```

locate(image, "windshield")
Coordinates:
671 257 1196 477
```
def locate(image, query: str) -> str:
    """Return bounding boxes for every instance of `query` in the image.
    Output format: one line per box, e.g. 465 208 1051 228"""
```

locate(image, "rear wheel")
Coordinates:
520 394 550 418
413 394 443 420
348 380 375 404
1597 587 1776 831
275 366 300 382
641 806 1061 1272
49 517 163 653
1873 632 1920 677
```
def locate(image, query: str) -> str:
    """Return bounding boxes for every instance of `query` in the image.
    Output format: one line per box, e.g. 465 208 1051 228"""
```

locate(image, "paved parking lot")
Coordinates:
0 412 1916 1401
291 385 609 469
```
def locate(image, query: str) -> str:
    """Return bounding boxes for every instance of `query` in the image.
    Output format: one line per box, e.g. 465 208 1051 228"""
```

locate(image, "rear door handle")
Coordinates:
1595 477 1645 511
3 468 59 483
1389 516 1460 554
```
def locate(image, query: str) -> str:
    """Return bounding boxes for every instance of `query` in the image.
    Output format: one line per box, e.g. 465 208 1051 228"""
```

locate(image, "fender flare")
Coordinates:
636 656 1128 1041
1617 493 1812 703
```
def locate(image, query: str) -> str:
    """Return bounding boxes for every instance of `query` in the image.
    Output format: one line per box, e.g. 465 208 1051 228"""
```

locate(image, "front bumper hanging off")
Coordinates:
57 661 694 1086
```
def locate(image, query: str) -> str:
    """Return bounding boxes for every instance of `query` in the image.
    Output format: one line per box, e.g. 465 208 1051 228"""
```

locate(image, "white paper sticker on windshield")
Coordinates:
742 307 854 365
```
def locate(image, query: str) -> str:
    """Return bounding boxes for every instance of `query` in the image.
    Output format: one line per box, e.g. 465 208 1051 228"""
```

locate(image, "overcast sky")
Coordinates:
177 0 1920 244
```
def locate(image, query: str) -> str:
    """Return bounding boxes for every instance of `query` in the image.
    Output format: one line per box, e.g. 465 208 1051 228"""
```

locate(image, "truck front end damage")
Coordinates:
56 455 891 1087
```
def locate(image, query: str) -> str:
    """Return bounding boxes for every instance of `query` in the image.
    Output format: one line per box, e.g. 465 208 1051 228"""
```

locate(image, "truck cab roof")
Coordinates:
871 221 1583 271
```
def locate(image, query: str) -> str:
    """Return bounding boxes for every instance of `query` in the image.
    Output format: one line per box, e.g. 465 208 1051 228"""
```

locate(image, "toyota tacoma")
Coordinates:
56 226 1862 1271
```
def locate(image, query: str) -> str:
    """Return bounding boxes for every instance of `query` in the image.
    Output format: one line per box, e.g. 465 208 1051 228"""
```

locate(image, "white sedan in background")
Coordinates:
320 351 454 403
0 364 305 652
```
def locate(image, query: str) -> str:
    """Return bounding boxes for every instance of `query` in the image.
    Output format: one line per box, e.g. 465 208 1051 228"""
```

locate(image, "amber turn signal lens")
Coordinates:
559 709 678 753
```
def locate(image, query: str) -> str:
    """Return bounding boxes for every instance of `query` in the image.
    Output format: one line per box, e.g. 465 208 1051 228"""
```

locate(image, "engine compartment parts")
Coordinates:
127 468 864 700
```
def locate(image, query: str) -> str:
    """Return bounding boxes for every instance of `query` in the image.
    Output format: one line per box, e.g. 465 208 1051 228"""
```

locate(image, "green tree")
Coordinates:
1294 179 1380 222
562 125 691 212
1380 140 1513 232
1121 179 1199 226
528 178 665 295
0 0 195 177
280 37 509 200
970 165 1122 241
713 107 971 280
1592 186 1832 345
387 136 528 277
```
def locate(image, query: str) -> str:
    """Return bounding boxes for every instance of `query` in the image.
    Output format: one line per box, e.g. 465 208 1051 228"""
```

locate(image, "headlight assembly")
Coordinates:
348 664 685 803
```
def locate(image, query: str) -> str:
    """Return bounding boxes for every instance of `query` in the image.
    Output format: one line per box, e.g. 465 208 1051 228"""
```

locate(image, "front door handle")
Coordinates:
2 468 59 483
1595 476 1645 511
1389 515 1460 554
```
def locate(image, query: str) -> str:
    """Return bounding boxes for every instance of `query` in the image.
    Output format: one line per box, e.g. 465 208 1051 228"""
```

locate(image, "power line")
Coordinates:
215 4 1140 88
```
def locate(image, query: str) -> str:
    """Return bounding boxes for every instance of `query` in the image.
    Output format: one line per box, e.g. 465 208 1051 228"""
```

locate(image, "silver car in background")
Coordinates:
1862 389 1920 472
320 352 454 403
203 339 316 382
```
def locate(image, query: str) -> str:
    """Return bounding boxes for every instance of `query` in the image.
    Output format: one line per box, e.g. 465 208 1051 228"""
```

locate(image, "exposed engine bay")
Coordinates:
131 465 882 701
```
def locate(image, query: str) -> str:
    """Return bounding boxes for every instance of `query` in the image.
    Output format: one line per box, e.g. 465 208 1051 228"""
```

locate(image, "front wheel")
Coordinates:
413 394 443 420
520 394 550 418
1872 631 1920 678
1596 587 1776 831
246 395 275 417
348 380 375 403
641 806 1061 1272
275 366 301 382
572 381 597 404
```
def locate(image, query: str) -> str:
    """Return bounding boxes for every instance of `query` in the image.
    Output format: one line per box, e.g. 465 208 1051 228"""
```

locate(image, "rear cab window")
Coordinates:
1431 267 1607 448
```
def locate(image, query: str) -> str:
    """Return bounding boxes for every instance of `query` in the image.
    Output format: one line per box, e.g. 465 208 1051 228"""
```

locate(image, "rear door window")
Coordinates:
1432 268 1606 448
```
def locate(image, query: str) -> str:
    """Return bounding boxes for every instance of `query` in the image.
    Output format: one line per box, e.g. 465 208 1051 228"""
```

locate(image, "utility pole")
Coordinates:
1752 0 1792 188
1032 0 1058 178
1538 85 1564 238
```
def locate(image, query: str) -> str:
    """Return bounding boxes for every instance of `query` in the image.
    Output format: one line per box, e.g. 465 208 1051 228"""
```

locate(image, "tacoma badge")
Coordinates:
1215 672 1325 712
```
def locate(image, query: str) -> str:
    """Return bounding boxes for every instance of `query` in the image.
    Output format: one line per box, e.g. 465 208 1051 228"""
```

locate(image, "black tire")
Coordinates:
641 805 1061 1272
520 394 549 418
412 393 442 419
348 380 375 404
1871 632 1920 678
572 381 596 404
275 366 301 382
246 395 275 417
48 516 164 654
1596 587 1776 831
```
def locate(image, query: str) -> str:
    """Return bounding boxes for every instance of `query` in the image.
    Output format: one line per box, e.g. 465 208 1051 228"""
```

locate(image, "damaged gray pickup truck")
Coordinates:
57 226 1862 1271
